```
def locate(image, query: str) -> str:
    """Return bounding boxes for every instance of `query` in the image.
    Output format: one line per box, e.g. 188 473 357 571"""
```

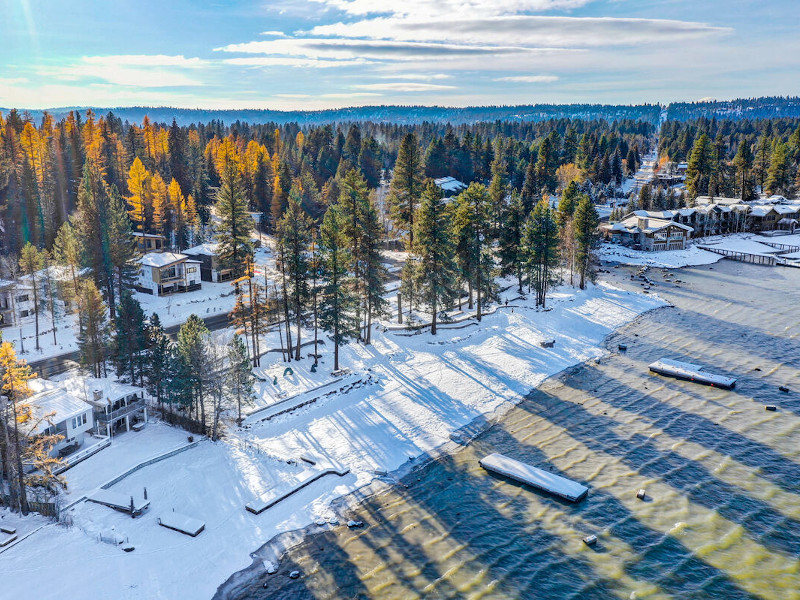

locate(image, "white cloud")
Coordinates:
354 82 456 91
309 16 731 48
274 93 311 98
495 74 558 83
307 0 593 18
35 55 208 88
216 38 553 60
222 56 373 68
260 30 288 37
377 73 452 80
320 92 382 98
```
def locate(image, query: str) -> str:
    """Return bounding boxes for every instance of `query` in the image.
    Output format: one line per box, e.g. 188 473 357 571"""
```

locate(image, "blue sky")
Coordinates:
2 0 798 110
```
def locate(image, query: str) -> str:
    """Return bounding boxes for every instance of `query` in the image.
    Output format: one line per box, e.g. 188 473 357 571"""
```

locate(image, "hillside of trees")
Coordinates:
666 97 800 122
659 117 800 200
1 103 664 127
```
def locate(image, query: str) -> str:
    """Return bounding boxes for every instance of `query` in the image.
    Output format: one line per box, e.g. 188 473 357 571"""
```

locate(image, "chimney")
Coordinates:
93 389 103 401
638 217 648 229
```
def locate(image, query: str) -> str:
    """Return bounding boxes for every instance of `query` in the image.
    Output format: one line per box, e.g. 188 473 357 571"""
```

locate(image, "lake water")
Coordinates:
223 259 800 600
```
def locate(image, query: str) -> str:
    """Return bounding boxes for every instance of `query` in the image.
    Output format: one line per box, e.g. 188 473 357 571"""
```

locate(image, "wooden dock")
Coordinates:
649 358 736 389
158 512 205 537
698 246 776 265
87 490 150 516
479 453 588 502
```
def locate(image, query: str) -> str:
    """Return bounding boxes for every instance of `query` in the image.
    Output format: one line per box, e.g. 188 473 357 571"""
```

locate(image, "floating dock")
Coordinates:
87 490 150 516
479 453 588 502
158 512 205 537
649 358 736 389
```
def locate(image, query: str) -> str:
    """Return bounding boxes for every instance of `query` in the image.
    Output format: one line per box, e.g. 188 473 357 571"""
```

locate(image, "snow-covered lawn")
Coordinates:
698 234 784 256
599 242 722 268
2 279 663 600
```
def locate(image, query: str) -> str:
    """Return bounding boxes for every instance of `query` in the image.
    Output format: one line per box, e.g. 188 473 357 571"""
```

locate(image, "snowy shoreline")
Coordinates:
4 277 664 600
214 302 669 599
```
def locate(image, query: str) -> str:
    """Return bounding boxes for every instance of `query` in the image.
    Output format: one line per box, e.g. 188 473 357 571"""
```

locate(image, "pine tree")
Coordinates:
451 182 493 318
277 193 312 361
686 134 714 199
362 194 388 343
106 185 139 301
77 280 110 378
177 314 210 432
338 168 370 339
150 172 169 236
733 141 755 202
113 292 147 386
523 199 560 307
413 181 458 335
753 136 771 192
227 334 255 424
52 219 83 313
215 154 254 279
765 140 791 196
388 133 423 248
144 313 171 410
19 243 44 351
499 190 526 293
574 196 600 290
319 204 359 371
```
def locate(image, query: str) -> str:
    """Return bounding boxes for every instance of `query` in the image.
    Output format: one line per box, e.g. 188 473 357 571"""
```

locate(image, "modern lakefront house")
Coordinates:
600 215 694 250
136 252 202 296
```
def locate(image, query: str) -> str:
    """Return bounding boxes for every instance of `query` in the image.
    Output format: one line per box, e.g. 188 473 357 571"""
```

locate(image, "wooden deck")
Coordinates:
698 246 776 265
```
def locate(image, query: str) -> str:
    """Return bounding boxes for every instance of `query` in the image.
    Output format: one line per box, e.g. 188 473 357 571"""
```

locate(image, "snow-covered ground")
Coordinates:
2 279 663 600
599 242 722 268
697 234 784 256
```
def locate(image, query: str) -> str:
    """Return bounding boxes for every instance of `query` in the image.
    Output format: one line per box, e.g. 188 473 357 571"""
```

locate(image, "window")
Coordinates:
83 412 87 425
17 295 29 302
187 266 197 274
19 310 30 318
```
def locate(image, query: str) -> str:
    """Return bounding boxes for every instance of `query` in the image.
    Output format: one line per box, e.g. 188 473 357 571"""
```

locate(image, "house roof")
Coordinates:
773 205 799 215
23 388 89 432
618 215 693 234
29 374 144 409
132 232 166 239
140 252 187 268
183 242 219 256
749 205 778 217
434 176 468 193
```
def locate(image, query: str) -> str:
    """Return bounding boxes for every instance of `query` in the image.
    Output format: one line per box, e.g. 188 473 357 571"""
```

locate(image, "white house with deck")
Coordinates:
136 252 202 296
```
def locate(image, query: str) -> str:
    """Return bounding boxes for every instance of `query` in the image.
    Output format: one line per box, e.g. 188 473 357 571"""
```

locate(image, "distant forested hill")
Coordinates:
666 97 800 122
1 103 663 127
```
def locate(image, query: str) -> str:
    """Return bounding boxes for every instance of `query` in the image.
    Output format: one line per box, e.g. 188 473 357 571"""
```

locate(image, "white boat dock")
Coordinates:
479 453 589 502
87 490 150 516
649 358 736 389
158 511 205 537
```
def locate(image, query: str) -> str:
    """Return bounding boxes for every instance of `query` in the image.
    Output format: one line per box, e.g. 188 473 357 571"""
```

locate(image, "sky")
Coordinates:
1 0 798 111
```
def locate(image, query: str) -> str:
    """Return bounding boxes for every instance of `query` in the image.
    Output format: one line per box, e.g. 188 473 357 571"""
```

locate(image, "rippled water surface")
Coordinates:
231 260 800 600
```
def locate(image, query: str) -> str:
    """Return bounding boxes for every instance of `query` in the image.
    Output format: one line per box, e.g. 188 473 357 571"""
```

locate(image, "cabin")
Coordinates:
132 232 167 253
28 375 148 441
0 280 36 328
181 242 233 283
136 252 202 296
434 176 468 198
747 205 780 232
22 386 95 458
601 213 693 250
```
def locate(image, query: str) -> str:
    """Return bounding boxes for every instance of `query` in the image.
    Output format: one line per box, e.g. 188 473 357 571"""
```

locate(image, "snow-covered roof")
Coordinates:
764 194 788 204
695 196 740 206
434 176 468 193
29 374 143 409
773 205 799 215
617 215 693 234
140 252 188 268
132 232 166 239
749 205 778 217
183 242 219 256
24 388 89 432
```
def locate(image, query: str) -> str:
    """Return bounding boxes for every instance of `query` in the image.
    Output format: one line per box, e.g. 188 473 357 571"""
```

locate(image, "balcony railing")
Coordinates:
96 399 145 423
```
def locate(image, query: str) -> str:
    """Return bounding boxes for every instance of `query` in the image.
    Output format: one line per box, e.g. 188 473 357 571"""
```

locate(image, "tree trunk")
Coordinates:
431 296 437 335
10 398 28 514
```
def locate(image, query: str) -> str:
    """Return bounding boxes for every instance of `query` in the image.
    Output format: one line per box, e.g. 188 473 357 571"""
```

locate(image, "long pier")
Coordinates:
698 246 776 265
